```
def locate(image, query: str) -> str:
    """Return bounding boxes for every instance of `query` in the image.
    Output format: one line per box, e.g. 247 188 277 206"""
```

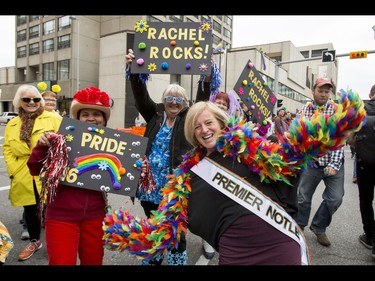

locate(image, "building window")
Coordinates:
17 29 27 42
223 16 232 26
312 48 328 58
58 59 70 80
300 50 309 59
201 15 210 21
58 34 71 49
43 20 55 35
43 39 54 53
43 62 54 80
29 15 39 22
169 15 183 22
213 20 221 33
212 35 221 45
17 46 27 58
59 16 71 30
223 27 231 39
146 16 161 23
17 16 27 26
29 25 39 39
29 42 39 56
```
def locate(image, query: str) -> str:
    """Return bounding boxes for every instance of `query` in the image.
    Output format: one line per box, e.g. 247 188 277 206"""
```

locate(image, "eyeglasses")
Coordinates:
165 96 185 103
22 98 41 103
44 98 57 102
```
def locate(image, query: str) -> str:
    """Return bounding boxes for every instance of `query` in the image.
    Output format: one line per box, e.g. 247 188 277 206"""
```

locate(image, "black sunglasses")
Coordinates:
22 98 41 103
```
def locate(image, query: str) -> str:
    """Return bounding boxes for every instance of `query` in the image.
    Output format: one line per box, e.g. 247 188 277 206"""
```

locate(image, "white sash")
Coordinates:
191 157 311 265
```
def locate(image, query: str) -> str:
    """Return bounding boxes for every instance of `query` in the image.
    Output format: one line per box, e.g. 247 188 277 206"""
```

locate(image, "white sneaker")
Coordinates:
202 239 215 259
21 229 30 240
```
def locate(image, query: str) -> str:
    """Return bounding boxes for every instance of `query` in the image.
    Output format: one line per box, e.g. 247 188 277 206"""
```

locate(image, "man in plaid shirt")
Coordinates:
296 77 345 247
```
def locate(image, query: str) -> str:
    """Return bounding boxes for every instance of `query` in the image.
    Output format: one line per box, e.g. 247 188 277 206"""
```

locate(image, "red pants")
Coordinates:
45 217 104 265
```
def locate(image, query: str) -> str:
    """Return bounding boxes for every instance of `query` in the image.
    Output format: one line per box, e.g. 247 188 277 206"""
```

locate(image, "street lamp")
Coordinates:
70 16 80 92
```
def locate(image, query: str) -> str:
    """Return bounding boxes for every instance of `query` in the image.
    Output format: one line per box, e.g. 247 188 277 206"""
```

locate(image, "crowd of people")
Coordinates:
2 50 373 265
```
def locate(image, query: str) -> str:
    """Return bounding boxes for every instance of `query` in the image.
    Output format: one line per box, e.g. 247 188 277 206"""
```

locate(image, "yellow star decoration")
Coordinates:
134 20 149 33
99 129 105 134
200 22 211 32
148 63 157 72
66 134 74 142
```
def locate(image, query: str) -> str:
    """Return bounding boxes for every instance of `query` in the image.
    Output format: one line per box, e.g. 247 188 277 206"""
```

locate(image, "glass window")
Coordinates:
146 16 161 23
169 15 183 22
58 59 70 80
17 46 27 58
43 39 54 53
312 48 328 58
29 25 39 39
29 42 39 55
29 15 39 22
43 20 55 35
212 35 221 45
17 16 27 26
201 15 210 21
58 34 71 49
43 62 54 81
17 29 27 42
213 20 221 33
300 50 309 59
223 16 232 26
59 16 71 30
223 27 231 39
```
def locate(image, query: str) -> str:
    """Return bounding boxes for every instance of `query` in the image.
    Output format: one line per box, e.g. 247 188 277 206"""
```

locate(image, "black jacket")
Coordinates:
187 150 299 251
129 75 210 171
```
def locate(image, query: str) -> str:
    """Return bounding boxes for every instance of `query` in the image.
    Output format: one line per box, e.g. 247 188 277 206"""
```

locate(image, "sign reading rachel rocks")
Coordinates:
131 20 213 75
57 117 148 197
234 59 277 123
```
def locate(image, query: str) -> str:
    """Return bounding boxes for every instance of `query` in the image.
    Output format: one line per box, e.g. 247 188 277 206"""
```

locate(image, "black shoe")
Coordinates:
359 233 372 249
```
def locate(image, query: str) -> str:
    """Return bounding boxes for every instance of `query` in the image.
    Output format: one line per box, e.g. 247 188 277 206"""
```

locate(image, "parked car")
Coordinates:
0 112 18 124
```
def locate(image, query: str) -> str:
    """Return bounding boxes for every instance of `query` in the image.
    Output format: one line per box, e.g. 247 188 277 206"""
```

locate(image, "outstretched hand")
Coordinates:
125 49 135 66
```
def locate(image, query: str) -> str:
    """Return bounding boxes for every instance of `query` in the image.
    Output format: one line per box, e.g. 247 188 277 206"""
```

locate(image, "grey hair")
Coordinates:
161 84 189 108
13 84 45 109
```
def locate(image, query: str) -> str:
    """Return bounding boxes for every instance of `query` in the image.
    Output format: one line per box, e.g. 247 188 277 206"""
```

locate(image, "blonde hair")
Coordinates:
161 84 189 108
184 101 228 147
42 90 57 99
13 84 45 109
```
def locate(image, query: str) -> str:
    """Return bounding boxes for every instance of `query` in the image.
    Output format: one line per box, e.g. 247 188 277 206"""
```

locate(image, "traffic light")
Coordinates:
349 51 368 59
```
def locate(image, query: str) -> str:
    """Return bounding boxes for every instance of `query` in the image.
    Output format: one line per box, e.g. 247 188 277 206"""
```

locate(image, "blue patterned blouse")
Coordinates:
136 122 172 204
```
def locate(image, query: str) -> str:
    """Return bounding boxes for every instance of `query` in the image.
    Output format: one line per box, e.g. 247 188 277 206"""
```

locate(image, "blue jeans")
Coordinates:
296 163 345 233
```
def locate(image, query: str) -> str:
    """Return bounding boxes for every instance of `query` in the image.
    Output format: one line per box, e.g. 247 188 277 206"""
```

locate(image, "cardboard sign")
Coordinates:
132 20 212 75
57 117 148 197
233 60 276 123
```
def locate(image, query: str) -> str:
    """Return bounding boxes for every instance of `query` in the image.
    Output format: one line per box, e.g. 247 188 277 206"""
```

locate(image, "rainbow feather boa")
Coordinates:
103 89 365 262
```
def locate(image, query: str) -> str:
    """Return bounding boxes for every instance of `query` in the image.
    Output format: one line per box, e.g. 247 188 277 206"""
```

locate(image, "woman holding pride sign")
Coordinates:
27 86 112 265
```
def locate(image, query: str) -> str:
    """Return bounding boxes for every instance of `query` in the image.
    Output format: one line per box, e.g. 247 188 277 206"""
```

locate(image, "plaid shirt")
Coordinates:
301 102 344 171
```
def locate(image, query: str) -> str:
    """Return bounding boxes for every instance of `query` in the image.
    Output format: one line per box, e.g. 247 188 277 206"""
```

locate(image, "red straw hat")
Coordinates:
70 86 111 121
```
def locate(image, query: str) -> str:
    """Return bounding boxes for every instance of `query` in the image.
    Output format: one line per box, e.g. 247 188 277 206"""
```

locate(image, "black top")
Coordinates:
129 75 210 171
187 150 299 251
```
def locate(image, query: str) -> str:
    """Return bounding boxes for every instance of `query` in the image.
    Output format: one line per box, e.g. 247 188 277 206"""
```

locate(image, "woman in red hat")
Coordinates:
27 87 111 265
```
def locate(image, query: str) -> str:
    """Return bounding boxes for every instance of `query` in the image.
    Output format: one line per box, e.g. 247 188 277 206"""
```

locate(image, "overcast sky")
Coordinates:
231 16 375 100
1 15 374 99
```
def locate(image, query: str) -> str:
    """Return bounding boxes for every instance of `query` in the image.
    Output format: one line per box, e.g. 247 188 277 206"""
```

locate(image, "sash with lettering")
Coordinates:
191 157 311 265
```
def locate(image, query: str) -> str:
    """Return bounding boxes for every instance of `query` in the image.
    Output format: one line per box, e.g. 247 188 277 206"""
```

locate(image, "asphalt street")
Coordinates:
0 123 374 269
